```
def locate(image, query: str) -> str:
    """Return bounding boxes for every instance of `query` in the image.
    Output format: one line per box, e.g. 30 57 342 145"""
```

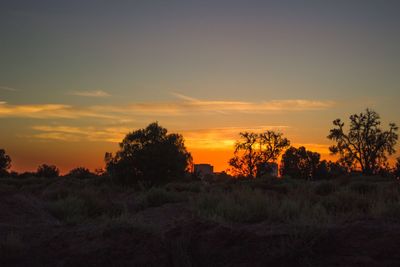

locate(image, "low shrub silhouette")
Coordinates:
36 164 59 178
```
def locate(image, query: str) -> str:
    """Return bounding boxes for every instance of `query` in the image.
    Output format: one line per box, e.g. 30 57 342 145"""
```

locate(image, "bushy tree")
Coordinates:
328 109 398 175
314 160 348 180
105 122 192 185
229 132 260 178
0 149 11 177
36 164 60 178
67 167 95 179
229 131 290 178
280 146 320 180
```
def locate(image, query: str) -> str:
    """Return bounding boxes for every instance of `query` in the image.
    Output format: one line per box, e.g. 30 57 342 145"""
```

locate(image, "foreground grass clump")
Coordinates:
46 190 123 225
136 187 187 209
101 213 159 237
194 188 328 224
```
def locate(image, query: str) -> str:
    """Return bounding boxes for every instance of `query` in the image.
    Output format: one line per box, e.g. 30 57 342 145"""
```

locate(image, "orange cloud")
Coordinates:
0 93 335 119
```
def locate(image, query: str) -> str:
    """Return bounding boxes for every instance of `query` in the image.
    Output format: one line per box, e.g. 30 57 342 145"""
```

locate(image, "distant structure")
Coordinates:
194 164 214 178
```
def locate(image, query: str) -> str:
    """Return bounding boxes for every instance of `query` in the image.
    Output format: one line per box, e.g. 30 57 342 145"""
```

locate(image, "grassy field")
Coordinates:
0 175 400 266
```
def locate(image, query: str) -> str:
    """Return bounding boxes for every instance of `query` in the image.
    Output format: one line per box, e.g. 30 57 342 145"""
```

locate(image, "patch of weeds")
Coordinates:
349 181 378 195
101 213 159 237
314 181 336 196
47 196 87 225
320 191 372 216
164 182 203 193
137 187 186 209
194 189 303 223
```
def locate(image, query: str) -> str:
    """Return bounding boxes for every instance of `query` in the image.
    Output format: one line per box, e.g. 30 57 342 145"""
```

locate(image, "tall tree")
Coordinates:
229 131 290 178
328 109 398 175
229 132 260 178
105 122 192 185
280 146 321 180
0 149 11 177
258 131 290 162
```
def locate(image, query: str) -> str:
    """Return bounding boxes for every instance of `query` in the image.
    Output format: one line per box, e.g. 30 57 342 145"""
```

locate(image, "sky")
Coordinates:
1 0 400 173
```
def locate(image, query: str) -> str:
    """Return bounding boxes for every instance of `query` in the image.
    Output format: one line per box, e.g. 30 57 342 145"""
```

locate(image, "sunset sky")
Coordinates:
1 0 400 173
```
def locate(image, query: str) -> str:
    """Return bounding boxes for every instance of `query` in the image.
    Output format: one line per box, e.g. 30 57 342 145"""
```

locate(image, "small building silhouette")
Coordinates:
194 164 214 178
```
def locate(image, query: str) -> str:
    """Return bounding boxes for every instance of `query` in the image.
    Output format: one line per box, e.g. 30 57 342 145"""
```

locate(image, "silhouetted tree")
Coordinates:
36 164 60 178
229 132 260 178
328 109 398 175
229 131 290 178
257 131 290 177
327 161 348 178
105 122 192 185
0 149 11 177
314 160 348 179
315 160 330 180
67 167 94 179
259 131 291 162
393 158 400 179
280 146 321 180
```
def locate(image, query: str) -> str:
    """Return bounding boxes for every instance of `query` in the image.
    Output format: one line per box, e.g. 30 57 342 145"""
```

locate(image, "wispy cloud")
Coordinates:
0 93 335 120
0 103 116 119
0 86 19 91
69 90 111 97
128 93 335 115
31 125 130 143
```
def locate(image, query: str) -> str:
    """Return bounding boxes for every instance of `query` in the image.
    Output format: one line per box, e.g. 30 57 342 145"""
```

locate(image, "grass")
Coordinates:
193 177 400 225
101 212 159 237
136 187 187 209
46 189 123 225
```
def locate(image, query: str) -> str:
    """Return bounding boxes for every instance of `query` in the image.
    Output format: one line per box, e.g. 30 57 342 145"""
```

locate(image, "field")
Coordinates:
1 175 400 266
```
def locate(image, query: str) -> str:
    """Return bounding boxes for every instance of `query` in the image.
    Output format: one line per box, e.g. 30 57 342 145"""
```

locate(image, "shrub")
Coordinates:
36 164 59 178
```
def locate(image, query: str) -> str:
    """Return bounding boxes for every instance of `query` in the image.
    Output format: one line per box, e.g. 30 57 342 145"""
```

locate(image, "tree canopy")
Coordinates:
328 109 398 175
105 122 192 185
0 149 11 177
280 146 321 180
229 131 290 178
